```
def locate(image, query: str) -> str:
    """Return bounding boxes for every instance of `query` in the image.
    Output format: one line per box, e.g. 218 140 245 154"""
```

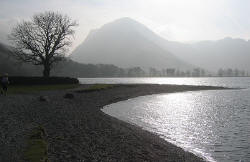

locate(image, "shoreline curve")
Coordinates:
0 84 229 161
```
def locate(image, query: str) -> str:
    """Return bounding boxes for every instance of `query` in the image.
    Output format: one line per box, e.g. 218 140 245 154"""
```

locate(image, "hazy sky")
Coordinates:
1 0 250 51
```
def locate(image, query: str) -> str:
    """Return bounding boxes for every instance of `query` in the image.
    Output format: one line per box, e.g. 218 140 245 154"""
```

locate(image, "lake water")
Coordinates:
80 77 250 162
79 77 250 88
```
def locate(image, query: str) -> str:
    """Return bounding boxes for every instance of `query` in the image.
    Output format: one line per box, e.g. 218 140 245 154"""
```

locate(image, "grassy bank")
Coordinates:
7 84 79 94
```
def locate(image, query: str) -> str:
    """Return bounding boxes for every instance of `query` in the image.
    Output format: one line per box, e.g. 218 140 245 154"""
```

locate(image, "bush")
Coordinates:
7 76 79 85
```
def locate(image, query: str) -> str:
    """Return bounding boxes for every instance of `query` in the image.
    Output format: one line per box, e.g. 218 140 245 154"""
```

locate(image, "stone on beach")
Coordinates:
39 96 49 102
64 93 74 99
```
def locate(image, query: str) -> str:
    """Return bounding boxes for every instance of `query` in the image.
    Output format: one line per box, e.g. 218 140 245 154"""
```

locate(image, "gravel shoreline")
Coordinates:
0 84 227 162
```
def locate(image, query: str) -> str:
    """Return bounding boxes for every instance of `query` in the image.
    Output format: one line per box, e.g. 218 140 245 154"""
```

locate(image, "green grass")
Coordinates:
24 126 48 162
24 139 48 162
7 84 79 94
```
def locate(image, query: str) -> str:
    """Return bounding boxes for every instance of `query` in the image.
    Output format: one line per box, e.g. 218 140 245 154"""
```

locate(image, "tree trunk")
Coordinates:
43 64 50 77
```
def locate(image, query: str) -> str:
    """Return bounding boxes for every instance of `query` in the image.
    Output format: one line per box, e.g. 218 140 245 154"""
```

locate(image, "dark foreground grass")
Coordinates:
7 84 79 94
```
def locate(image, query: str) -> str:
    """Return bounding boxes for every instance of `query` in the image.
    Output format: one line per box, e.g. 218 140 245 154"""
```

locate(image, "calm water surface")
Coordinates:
80 77 250 162
79 77 250 88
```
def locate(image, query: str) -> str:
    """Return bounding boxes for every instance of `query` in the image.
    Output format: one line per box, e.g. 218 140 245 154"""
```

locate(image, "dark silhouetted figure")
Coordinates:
1 73 9 95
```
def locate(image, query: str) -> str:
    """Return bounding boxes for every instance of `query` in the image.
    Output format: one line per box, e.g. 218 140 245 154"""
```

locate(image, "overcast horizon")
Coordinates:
1 0 250 52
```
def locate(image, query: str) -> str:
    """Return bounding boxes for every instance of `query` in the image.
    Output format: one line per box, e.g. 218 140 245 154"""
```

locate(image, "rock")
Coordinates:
39 96 49 102
64 93 74 99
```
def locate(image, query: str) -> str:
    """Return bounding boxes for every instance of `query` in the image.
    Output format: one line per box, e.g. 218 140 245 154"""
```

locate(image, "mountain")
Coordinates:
191 38 250 71
154 37 250 72
71 17 192 70
71 18 250 73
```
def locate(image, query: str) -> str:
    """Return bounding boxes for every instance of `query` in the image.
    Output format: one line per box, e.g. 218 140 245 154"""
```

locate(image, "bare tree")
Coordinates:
9 11 78 77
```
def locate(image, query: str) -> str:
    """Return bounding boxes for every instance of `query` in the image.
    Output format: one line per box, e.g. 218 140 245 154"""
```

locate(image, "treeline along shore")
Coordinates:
0 82 229 162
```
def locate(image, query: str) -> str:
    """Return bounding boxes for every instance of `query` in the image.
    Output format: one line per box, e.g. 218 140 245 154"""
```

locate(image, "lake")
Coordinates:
80 77 250 162
79 77 250 88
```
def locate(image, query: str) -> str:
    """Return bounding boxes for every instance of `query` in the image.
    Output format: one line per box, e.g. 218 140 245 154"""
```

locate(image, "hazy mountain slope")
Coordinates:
0 43 42 76
191 38 250 71
71 18 192 70
0 43 130 77
156 37 250 72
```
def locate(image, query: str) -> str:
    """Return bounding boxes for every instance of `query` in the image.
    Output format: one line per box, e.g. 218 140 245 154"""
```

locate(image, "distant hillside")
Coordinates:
71 17 192 70
0 43 42 76
0 43 143 77
152 37 250 72
191 38 250 71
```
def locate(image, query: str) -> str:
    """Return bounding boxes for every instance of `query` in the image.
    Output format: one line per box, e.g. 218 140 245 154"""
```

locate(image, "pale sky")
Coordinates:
1 0 250 52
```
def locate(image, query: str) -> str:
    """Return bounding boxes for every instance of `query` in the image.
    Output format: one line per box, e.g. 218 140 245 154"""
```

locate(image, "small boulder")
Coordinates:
64 93 74 99
39 96 49 102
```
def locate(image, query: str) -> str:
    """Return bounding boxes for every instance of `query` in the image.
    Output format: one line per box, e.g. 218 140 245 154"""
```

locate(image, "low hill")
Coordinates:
0 43 42 76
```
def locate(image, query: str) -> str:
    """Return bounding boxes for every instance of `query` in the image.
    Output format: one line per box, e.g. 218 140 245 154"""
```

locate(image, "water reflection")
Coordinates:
79 77 250 88
102 89 250 162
